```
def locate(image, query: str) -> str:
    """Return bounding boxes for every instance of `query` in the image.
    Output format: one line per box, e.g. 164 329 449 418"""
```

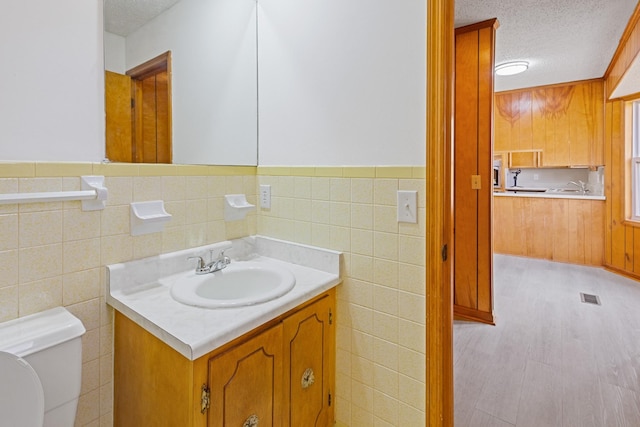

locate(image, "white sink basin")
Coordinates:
169 261 296 308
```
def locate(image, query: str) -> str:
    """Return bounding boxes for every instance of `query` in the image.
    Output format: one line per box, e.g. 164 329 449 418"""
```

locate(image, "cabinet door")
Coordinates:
208 324 284 427
282 295 335 427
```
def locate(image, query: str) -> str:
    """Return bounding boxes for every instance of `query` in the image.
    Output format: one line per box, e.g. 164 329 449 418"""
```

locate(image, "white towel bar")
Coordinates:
0 176 108 211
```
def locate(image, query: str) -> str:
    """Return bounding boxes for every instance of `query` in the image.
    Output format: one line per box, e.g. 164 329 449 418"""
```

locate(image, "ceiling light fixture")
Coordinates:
495 61 529 76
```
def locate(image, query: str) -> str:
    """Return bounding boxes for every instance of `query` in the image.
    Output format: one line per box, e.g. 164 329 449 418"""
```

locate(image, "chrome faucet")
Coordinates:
568 180 588 194
188 250 231 275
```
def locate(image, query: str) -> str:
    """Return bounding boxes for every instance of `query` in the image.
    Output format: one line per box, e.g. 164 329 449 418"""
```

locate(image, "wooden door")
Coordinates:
105 71 133 162
282 294 335 427
127 51 173 164
133 71 171 163
453 19 497 325
208 324 284 427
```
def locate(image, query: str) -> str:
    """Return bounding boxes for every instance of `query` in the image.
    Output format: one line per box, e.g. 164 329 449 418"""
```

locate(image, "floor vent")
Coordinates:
580 293 601 305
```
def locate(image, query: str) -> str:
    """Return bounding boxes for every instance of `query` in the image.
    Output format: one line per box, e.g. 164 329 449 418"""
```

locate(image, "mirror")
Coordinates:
103 0 258 165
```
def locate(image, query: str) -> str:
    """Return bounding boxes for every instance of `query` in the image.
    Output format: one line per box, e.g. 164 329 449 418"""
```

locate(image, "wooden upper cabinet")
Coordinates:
494 80 605 167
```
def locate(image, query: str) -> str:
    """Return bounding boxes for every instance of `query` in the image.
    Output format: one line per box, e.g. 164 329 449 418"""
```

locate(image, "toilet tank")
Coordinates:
0 307 86 426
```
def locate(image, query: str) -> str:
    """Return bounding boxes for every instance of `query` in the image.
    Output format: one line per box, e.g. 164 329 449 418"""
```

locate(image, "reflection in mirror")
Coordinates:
104 0 258 165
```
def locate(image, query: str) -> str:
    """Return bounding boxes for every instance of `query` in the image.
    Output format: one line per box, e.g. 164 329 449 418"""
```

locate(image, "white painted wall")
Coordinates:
125 0 258 165
257 0 427 166
0 0 104 162
104 32 126 74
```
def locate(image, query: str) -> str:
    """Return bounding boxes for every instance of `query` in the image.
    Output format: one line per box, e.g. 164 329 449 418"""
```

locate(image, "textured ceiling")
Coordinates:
455 0 639 92
104 0 182 36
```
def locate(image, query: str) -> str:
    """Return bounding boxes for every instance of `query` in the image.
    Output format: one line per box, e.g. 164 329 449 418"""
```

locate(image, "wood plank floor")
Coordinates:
454 255 640 427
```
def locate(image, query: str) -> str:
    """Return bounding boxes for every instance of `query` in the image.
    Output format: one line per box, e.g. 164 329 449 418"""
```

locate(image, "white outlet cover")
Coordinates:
260 184 271 209
397 190 417 223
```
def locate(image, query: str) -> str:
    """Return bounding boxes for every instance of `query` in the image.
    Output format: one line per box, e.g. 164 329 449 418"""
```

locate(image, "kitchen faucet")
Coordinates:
511 169 522 187
568 180 588 194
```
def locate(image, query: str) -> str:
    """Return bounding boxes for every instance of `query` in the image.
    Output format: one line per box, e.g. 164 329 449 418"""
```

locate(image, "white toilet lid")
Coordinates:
0 351 44 427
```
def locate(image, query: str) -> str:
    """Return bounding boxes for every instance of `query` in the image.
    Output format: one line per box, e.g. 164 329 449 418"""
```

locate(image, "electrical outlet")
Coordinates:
471 175 481 190
397 190 417 223
533 174 539 181
259 185 271 209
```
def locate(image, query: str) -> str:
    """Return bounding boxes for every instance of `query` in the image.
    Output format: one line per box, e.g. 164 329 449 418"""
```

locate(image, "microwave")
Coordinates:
493 159 502 187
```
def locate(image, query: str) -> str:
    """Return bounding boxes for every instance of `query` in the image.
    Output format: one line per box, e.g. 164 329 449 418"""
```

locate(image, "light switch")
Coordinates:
397 190 417 223
260 185 271 209
471 175 481 190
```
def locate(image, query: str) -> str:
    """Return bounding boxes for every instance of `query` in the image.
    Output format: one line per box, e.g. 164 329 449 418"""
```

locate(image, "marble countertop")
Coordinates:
107 236 342 360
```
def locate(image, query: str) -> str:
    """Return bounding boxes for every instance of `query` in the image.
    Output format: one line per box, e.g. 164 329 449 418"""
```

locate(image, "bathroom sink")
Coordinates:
169 261 296 308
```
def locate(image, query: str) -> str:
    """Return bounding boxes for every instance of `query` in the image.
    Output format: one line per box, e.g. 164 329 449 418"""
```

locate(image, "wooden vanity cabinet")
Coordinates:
208 324 284 427
113 289 336 427
282 295 334 427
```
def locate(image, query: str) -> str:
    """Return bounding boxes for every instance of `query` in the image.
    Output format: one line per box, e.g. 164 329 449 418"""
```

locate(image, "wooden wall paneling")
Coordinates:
624 104 634 220
551 199 570 262
476 24 494 314
493 196 524 256
633 227 640 274
514 197 528 257
494 197 604 266
454 29 480 310
492 197 508 254
593 81 606 165
567 200 586 265
604 101 613 265
528 198 553 259
610 100 627 269
625 224 635 271
522 197 538 257
590 201 605 266
513 197 527 257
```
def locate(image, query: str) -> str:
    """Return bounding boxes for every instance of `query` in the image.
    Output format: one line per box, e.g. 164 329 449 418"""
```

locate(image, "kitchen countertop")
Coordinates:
107 236 342 360
494 190 605 201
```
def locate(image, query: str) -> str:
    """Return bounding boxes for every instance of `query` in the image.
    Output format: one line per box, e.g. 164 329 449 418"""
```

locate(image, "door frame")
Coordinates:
426 0 454 425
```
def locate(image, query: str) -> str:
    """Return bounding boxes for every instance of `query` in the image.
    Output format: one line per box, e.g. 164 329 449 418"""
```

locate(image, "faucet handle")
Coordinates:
210 249 229 260
220 250 231 265
210 249 231 267
188 256 206 269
